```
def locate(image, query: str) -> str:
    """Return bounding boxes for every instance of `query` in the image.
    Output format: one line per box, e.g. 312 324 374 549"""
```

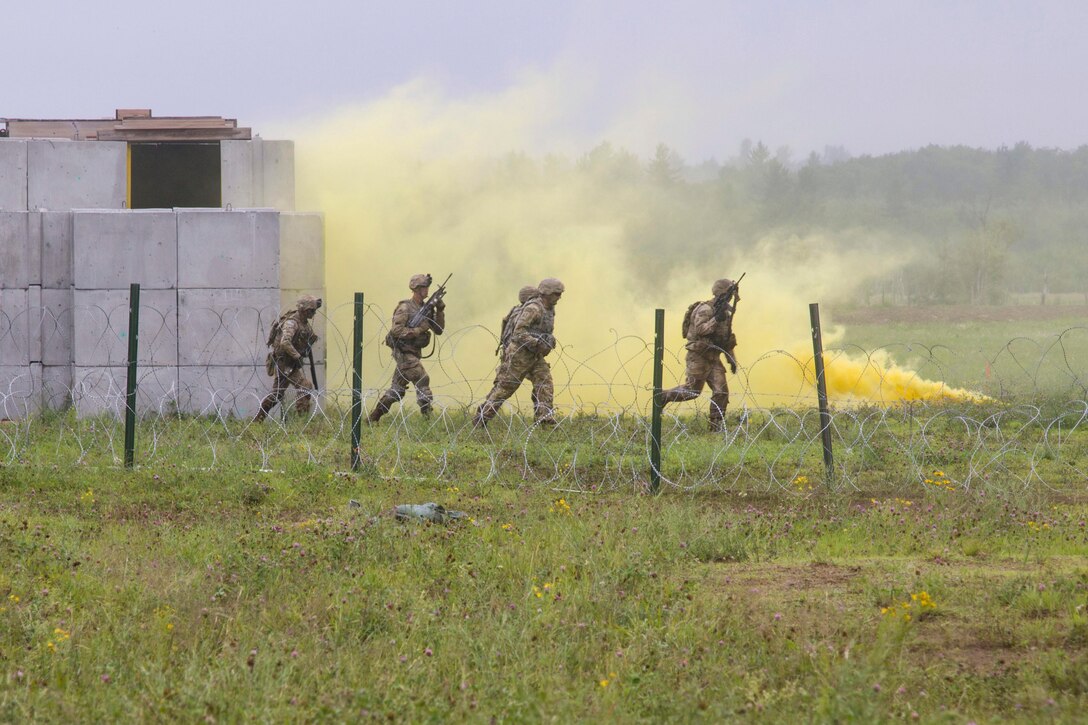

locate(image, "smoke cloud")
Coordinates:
285 75 972 411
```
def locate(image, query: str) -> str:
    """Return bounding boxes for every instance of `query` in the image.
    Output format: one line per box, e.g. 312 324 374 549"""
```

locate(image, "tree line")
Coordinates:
492 140 1088 306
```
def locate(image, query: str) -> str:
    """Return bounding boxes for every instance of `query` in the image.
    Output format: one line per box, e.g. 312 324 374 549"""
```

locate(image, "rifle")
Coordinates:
713 272 745 374
305 345 320 393
712 272 745 321
407 273 452 329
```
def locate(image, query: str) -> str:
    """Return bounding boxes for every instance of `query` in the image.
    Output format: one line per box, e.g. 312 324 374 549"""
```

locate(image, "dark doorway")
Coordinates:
129 142 221 208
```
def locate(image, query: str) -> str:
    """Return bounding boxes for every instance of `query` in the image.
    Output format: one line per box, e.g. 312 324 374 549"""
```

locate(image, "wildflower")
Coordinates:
80 488 95 504
599 678 609 688
501 523 513 531
424 647 433 657
8 594 19 603
550 498 572 515
100 674 111 684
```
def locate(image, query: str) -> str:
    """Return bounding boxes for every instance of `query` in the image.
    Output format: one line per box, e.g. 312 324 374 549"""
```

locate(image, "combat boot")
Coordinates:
253 398 275 423
367 408 385 425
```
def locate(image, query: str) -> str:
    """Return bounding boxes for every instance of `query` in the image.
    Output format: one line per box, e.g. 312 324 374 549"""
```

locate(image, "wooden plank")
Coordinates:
5 120 115 140
115 109 152 120
115 117 235 130
96 127 252 141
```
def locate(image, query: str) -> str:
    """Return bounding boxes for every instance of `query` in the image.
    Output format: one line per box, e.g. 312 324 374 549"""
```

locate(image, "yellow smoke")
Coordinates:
281 80 978 412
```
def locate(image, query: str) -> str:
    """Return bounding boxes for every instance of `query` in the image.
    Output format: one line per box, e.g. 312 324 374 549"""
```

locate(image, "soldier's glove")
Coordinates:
435 299 446 311
730 359 738 375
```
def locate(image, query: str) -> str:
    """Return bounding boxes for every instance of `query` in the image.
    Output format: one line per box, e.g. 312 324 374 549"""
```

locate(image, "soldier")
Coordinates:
474 278 563 427
660 278 740 431
254 295 321 422
494 285 541 407
368 274 446 423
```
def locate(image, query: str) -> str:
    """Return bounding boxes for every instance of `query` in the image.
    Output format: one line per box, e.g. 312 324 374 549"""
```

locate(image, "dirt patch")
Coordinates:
829 305 1088 325
711 561 863 592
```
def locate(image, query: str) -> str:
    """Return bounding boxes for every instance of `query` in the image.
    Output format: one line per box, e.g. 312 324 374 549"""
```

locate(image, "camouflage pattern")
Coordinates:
370 295 446 421
496 286 540 360
476 295 558 424
660 298 737 428
254 308 318 421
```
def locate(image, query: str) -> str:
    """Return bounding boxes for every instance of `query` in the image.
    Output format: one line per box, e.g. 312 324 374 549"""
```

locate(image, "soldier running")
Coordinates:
254 295 321 422
474 278 563 427
660 277 740 431
368 274 446 423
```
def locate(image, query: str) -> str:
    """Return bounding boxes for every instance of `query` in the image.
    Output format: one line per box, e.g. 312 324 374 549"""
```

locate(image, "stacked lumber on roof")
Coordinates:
1 109 251 141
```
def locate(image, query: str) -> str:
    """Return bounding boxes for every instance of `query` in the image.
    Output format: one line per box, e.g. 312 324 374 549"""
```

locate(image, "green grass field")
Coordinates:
1 310 1087 722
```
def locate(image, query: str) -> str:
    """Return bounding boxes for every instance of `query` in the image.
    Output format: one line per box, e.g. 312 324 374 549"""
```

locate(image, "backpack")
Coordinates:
496 303 522 355
266 310 292 347
680 301 701 339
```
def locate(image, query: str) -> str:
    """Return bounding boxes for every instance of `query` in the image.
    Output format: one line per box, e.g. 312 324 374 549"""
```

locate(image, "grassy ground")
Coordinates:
2 309 1087 721
1 438 1087 722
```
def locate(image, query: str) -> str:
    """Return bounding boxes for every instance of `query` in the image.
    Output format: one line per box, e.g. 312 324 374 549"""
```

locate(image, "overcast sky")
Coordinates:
3 0 1086 160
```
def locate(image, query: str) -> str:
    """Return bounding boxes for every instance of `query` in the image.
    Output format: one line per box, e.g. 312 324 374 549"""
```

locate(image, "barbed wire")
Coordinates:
2 299 1087 495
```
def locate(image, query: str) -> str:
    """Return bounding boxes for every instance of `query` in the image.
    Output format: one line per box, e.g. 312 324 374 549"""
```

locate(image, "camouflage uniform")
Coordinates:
660 278 739 431
254 295 320 422
369 274 446 422
493 286 541 407
475 278 563 426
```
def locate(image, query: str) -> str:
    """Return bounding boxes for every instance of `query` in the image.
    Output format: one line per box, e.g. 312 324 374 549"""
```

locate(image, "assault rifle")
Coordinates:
305 345 319 393
713 272 745 374
407 273 451 329
712 272 745 322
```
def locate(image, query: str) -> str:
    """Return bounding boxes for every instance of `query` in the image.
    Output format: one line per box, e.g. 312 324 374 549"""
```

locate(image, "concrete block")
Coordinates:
73 210 178 290
177 210 279 288
41 364 73 411
41 211 73 288
177 288 278 365
279 213 324 289
27 286 41 363
0 365 35 419
72 289 178 366
27 140 126 211
72 365 178 419
0 141 28 211
0 289 29 365
0 212 31 288
177 364 269 418
279 289 327 363
39 288 73 365
220 140 254 209
260 140 296 211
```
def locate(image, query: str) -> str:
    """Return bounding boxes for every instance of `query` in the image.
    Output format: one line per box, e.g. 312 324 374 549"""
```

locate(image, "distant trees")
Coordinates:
488 138 1088 305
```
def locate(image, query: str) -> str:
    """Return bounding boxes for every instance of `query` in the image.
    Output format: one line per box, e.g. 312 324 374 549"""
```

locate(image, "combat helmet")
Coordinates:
538 278 565 296
410 273 432 290
297 294 322 312
712 278 735 296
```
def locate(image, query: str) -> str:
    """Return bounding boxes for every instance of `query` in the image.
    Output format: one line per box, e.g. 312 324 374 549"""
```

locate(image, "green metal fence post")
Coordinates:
809 302 834 486
650 308 664 493
124 283 141 468
351 293 364 471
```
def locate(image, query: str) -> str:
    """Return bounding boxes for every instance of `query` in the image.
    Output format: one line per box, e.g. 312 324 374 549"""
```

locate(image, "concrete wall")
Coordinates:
0 136 324 419
178 210 279 288
0 141 28 212
221 139 296 211
28 141 127 211
73 211 178 289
